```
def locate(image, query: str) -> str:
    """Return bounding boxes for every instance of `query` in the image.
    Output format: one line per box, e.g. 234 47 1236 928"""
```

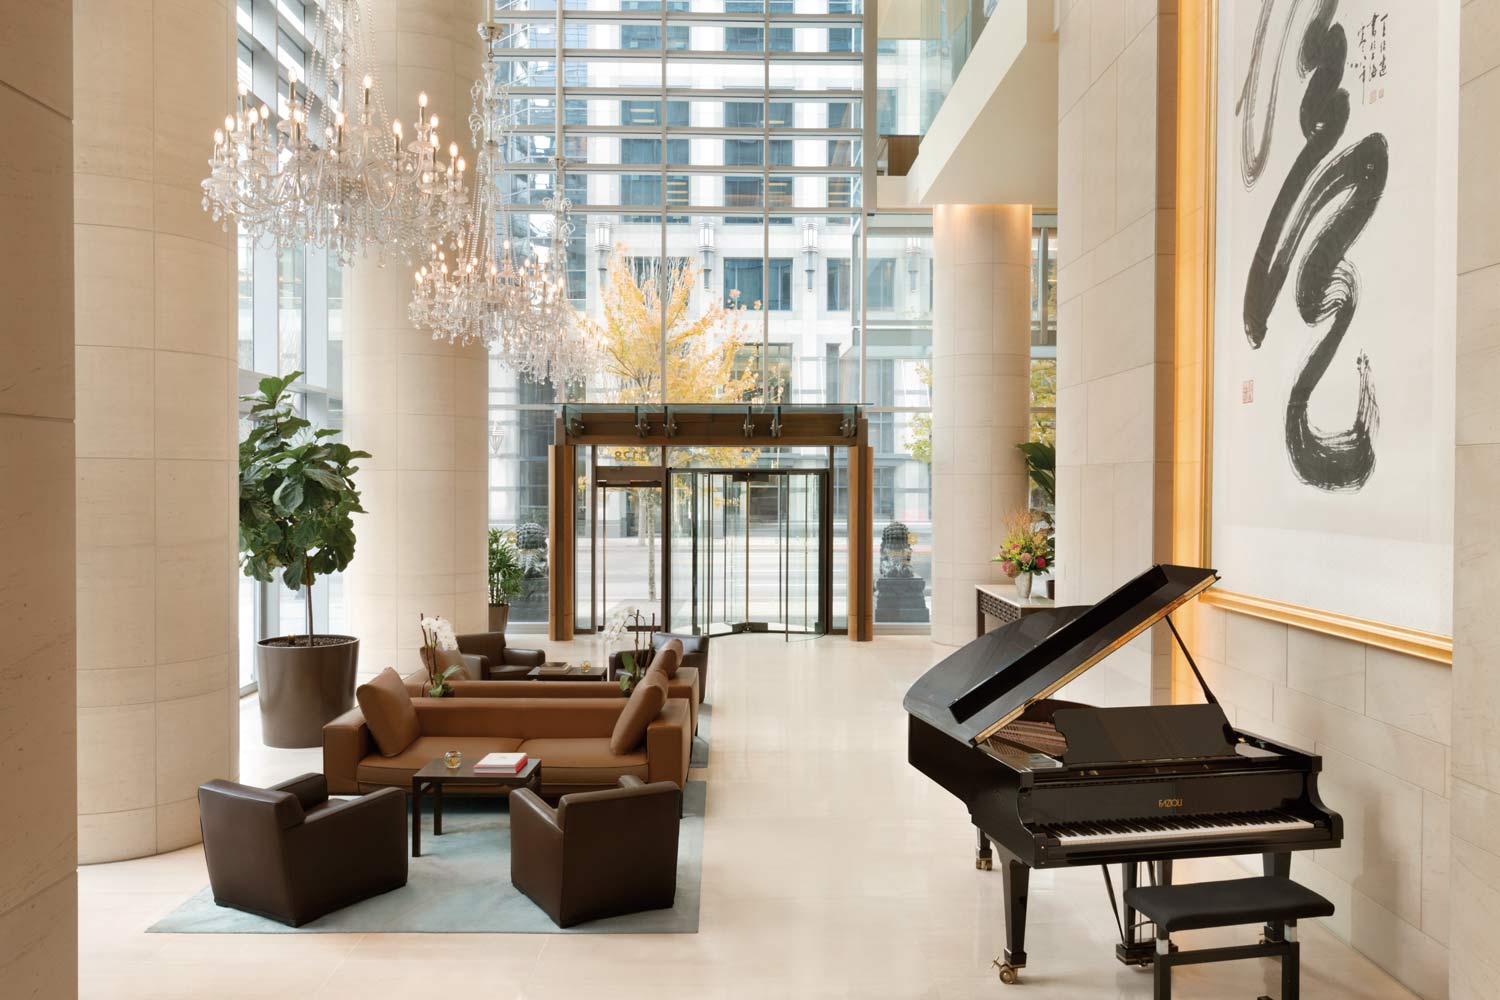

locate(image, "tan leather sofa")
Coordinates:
324 696 691 797
400 668 701 736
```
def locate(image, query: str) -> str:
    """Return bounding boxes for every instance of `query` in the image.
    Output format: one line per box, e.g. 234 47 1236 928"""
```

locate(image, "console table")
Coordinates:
975 583 1054 638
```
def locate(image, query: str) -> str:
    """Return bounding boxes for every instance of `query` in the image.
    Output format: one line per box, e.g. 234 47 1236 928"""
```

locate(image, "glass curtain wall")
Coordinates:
235 0 347 692
1029 215 1056 516
486 0 885 630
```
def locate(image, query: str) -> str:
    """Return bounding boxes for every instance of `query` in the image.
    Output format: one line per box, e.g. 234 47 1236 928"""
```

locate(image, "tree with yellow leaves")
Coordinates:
583 253 759 407
581 252 762 601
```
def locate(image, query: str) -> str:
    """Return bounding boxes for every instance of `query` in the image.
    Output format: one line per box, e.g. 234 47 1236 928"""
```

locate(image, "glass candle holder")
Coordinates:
443 750 462 769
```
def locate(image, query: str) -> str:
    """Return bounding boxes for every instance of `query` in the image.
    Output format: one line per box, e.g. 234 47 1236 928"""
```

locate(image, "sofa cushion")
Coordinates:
356 736 526 788
414 697 622 739
653 639 683 678
609 671 667 754
517 738 648 786
356 668 421 757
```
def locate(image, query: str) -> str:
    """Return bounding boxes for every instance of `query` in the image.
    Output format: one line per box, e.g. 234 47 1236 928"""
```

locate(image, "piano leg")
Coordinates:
1000 858 1029 978
975 827 994 871
1262 851 1292 943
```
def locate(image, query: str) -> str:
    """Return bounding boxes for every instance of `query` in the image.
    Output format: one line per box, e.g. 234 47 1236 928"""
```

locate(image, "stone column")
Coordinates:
1 3 78 992
1451 0 1500 994
343 0 489 676
73 0 240 863
929 204 1033 646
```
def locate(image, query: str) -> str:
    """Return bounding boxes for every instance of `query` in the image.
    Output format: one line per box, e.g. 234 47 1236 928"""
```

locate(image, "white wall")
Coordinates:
1053 0 1176 706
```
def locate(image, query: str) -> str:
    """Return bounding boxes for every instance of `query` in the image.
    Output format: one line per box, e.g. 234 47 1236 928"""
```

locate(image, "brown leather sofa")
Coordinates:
611 633 709 704
400 667 701 736
660 632 709 703
455 631 547 680
197 773 406 926
511 775 680 927
324 693 691 797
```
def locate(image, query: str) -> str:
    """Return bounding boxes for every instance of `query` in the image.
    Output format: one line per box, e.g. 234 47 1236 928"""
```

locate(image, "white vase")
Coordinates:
1014 573 1033 599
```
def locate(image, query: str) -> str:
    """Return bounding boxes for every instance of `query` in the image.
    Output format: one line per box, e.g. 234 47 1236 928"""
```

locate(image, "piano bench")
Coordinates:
1124 876 1334 1000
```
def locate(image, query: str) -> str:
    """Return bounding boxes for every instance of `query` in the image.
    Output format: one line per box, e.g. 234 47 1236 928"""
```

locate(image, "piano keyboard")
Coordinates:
1044 811 1315 848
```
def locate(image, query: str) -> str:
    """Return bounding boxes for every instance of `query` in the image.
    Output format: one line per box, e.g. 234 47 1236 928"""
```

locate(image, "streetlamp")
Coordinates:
803 220 820 291
594 220 612 286
699 219 717 291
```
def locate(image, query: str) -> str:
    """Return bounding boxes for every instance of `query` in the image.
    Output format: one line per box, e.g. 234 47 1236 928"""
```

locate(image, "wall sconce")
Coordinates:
699 220 716 291
594 221 612 285
803 221 820 291
905 236 923 293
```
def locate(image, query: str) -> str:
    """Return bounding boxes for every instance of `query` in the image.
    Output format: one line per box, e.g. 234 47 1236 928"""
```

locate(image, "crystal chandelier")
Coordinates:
409 61 601 387
202 0 466 264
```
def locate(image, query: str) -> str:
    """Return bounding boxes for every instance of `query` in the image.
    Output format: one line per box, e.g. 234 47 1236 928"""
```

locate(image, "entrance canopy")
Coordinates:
547 405 874 642
559 403 862 449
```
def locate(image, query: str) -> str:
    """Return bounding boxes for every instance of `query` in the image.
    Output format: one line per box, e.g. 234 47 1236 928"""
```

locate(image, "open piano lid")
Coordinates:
904 564 1218 746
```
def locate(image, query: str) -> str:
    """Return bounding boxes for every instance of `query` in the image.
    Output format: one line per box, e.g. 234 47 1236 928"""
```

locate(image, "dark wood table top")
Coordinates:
411 756 541 786
526 662 606 681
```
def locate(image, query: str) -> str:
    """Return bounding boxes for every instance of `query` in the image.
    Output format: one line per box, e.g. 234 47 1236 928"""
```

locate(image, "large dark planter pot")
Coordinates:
256 635 359 749
488 604 511 633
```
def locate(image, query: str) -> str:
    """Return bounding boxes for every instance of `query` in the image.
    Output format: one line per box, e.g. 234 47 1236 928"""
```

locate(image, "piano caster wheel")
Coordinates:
992 960 1020 985
976 856 993 871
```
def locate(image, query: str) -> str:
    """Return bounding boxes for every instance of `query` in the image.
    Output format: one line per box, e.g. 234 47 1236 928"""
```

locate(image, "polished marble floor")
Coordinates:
79 634 1418 998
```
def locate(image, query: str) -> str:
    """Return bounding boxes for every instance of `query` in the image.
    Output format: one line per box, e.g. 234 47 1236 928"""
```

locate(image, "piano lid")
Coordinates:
904 564 1218 746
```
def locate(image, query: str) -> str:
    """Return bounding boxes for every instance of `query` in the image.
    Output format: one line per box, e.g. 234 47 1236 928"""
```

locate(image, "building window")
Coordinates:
731 343 794 402
621 99 689 127
723 258 793 311
724 100 794 129
866 258 897 311
622 137 690 165
826 259 851 311
725 177 761 216
877 87 898 135
724 139 762 167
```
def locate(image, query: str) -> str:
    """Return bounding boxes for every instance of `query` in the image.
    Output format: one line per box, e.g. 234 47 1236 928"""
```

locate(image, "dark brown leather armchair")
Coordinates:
510 776 680 927
654 632 708 703
456 631 546 680
198 773 407 926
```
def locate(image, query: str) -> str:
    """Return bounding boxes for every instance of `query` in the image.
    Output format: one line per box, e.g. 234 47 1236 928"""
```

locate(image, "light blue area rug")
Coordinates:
148 781 706 934
691 703 711 768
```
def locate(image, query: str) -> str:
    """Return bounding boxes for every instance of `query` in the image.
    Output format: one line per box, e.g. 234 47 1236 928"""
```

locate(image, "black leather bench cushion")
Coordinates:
1124 876 1334 933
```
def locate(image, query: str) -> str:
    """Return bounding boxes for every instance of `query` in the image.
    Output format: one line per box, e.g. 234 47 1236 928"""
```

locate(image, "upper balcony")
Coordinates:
875 0 1056 209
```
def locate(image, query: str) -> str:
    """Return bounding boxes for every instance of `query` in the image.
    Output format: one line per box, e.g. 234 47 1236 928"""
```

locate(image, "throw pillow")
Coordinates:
356 667 421 756
609 669 668 754
652 638 683 678
420 646 472 681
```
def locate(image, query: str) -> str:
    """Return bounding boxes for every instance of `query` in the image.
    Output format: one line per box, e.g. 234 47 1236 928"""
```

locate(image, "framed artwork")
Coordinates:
1204 0 1458 649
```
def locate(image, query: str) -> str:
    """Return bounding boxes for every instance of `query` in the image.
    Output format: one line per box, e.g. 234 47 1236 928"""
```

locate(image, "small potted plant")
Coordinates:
487 528 524 633
606 608 655 694
419 613 463 697
994 508 1053 600
240 371 370 748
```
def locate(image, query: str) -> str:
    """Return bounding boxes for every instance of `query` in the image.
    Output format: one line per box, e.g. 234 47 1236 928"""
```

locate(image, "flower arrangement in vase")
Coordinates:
994 509 1053 600
418 613 463 697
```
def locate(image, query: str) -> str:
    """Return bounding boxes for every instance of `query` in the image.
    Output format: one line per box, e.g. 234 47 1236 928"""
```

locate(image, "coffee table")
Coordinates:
410 757 541 857
526 662 607 681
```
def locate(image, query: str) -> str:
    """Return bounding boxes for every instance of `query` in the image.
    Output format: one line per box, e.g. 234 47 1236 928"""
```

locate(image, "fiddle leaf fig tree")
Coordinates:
239 371 370 645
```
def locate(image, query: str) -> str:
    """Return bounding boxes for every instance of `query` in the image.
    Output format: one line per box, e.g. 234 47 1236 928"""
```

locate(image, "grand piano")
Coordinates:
905 565 1341 985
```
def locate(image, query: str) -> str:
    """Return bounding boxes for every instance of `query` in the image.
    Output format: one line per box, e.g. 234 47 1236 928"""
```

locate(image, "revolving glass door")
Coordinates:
668 469 828 638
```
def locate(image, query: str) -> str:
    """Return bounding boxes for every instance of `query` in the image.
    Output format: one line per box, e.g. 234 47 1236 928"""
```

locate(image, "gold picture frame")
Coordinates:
1173 4 1452 667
